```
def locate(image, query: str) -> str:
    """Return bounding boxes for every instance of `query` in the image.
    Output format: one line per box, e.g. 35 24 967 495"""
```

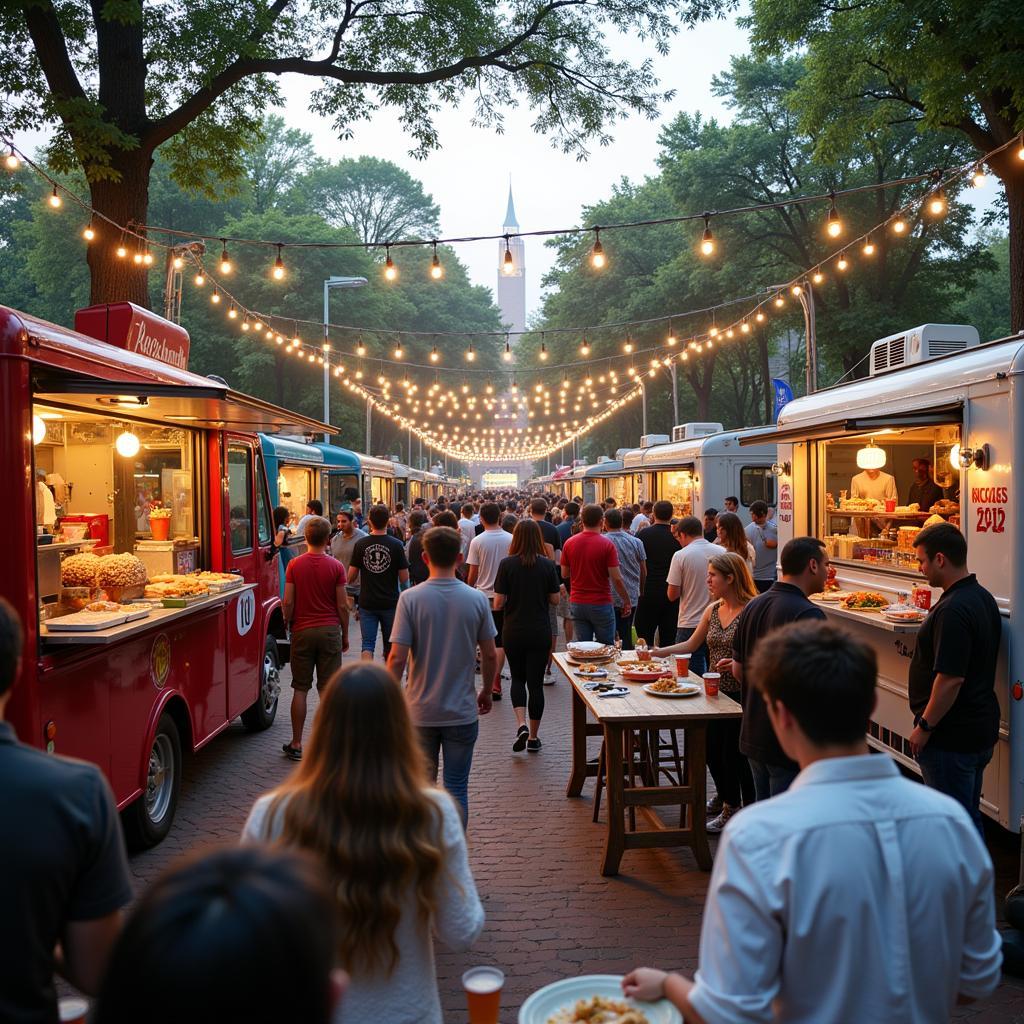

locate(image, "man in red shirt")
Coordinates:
560 503 631 645
282 516 347 761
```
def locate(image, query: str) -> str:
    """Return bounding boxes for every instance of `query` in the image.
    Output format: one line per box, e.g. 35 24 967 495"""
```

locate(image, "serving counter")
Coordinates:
40 584 256 646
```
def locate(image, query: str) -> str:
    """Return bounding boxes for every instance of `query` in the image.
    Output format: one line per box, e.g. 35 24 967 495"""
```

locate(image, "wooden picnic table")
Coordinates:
554 651 742 876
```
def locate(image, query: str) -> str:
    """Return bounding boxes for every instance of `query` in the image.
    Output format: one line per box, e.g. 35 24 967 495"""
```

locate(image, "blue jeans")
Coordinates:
418 720 480 827
570 602 616 645
359 606 396 656
918 745 992 835
675 626 708 677
614 606 636 650
748 757 799 802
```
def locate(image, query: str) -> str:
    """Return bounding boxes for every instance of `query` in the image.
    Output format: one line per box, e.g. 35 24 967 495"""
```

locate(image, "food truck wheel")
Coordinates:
124 714 182 849
241 635 281 732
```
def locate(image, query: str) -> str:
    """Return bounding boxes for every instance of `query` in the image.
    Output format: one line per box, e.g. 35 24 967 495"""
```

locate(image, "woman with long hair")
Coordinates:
241 663 483 1023
716 511 756 570
493 519 561 753
653 551 756 831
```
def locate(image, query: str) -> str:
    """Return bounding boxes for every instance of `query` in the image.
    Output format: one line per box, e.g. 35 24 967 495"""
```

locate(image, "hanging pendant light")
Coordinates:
856 439 886 470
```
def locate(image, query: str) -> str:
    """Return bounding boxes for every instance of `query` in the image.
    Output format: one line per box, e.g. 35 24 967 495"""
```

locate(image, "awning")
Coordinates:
741 402 963 446
33 378 336 435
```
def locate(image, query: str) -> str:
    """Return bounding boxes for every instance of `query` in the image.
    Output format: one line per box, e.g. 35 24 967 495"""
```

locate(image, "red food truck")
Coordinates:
1 302 334 847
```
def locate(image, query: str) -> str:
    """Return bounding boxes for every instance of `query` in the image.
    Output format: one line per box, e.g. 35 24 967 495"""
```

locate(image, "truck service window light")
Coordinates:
32 415 46 445
856 440 886 470
115 430 141 458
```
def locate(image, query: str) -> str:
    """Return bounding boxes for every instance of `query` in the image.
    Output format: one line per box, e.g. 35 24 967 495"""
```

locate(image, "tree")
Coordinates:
952 229 1012 341
747 0 1024 330
291 157 440 243
241 115 317 214
2 0 729 307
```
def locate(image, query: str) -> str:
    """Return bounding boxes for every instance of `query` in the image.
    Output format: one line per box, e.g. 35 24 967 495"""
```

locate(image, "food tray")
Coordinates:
160 593 211 608
47 611 129 631
122 605 152 622
205 578 244 592
642 682 702 698
519 974 681 1024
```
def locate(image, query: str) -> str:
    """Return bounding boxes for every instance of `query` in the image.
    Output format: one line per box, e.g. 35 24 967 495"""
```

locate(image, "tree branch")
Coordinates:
20 2 88 111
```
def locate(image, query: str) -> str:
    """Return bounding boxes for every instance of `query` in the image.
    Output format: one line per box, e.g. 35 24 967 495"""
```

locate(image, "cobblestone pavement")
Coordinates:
128 647 1024 1023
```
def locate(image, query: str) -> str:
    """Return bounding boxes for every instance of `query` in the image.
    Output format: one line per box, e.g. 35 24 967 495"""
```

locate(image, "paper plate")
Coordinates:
518 974 682 1024
642 682 702 698
567 641 605 653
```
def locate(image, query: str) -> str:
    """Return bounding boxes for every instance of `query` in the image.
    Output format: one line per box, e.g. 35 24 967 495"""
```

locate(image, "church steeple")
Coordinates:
503 183 519 231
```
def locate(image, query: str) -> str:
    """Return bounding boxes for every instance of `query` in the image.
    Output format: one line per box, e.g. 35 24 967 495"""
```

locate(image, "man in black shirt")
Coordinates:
724 536 828 801
634 500 681 648
907 458 945 512
0 598 132 1023
702 508 719 543
908 523 1000 833
348 504 410 661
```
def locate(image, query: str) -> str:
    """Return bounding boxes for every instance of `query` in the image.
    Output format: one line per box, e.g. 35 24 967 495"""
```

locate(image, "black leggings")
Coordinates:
706 717 754 807
503 636 548 721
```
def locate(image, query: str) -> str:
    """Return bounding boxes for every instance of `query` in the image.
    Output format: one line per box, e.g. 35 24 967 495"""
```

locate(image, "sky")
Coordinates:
278 11 755 319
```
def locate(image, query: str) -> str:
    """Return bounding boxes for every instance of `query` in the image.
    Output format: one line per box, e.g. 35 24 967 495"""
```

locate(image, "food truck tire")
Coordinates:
124 714 182 850
241 635 281 732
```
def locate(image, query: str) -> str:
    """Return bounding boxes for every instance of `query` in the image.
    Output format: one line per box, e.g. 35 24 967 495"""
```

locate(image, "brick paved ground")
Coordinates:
127 645 1024 1023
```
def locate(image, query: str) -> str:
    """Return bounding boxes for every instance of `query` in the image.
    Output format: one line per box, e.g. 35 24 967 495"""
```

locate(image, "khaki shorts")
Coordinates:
557 591 572 619
290 625 343 692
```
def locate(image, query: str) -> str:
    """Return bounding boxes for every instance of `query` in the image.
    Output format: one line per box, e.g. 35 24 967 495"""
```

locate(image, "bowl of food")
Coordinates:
519 975 681 1024
620 666 672 683
840 591 888 611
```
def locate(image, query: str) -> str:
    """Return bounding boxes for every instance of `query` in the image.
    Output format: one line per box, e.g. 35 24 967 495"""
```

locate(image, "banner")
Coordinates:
772 378 794 422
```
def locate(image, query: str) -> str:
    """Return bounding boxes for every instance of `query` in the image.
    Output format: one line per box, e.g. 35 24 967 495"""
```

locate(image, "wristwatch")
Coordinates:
914 713 933 733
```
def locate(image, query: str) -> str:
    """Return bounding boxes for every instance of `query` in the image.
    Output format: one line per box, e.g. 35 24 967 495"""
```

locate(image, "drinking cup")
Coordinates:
885 498 897 513
702 672 720 697
912 586 932 611
675 654 691 679
463 966 504 1024
637 646 651 663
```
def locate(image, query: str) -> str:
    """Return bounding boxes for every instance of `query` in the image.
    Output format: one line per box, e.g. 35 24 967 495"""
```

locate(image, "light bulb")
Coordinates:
116 244 127 259
4 149 19 170
384 249 397 281
33 415 46 445
863 236 876 256
241 318 250 332
394 343 404 359
623 337 634 354
142 250 153 266
892 217 907 235
466 345 476 362
1018 138 1024 161
48 187 62 209
539 344 548 361
837 254 849 271
928 190 947 217
700 214 715 256
812 270 824 284
82 224 95 241
272 251 285 280
356 339 366 356
666 332 677 346
580 339 590 356
132 251 143 265
826 198 841 237
503 341 512 362
431 257 443 279
740 321 750 334
210 290 221 304
791 284 802 296
430 346 439 363
227 304 237 319
115 430 140 458
774 294 785 307
194 271 206 286
590 230 606 269
709 326 719 337
972 165 986 188
219 241 232 274
172 255 183 269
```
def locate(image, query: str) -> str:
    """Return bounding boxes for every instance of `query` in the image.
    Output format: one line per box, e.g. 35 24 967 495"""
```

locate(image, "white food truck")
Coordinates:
621 424 778 520
760 323 1022 829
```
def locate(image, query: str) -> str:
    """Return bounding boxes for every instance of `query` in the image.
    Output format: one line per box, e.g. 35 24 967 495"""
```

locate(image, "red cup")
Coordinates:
885 498 897 513
675 654 691 678
637 647 651 663
912 586 932 610
702 672 720 697
463 966 504 1024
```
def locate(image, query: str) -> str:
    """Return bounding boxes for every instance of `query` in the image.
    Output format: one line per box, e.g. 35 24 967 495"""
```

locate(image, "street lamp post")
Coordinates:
766 281 817 395
323 275 368 441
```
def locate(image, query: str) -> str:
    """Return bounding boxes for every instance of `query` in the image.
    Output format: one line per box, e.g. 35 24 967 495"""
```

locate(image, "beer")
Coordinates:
675 654 691 679
463 966 504 1024
702 672 720 697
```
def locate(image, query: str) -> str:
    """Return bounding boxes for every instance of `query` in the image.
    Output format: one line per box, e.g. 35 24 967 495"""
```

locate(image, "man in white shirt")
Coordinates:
630 501 653 534
849 466 898 537
466 502 512 700
623 619 1002 1024
458 503 477 562
665 516 724 675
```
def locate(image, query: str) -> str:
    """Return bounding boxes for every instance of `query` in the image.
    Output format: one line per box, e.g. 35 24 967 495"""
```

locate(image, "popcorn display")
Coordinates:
60 552 101 587
95 553 147 591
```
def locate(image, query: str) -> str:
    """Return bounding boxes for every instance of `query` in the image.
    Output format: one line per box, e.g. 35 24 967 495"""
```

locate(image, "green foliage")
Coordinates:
951 229 1012 341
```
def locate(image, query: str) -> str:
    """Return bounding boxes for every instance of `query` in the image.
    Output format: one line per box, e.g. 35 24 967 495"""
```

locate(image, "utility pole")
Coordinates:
163 242 205 323
670 361 679 427
640 381 648 437
766 282 817 395
365 397 372 454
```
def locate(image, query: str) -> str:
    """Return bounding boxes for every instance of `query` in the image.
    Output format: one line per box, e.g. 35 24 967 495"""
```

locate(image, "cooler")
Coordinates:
61 513 110 547
134 539 200 578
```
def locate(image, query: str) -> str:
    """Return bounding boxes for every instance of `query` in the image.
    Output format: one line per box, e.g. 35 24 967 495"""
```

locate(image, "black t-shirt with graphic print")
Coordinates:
351 533 409 610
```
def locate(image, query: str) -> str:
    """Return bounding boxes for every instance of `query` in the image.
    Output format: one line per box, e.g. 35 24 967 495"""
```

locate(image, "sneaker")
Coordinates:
512 726 529 753
282 743 302 762
706 804 737 833
527 738 542 753
543 671 555 686
706 794 723 816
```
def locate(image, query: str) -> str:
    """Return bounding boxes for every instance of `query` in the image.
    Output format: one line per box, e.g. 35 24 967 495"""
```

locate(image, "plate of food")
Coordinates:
46 609 129 631
567 641 605 654
120 602 153 621
519 975 681 1024
814 590 852 603
839 591 888 611
621 667 673 683
574 665 609 679
642 680 702 698
882 604 927 623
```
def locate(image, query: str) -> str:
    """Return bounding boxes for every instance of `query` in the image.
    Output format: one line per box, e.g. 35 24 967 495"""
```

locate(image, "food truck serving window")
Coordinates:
277 466 313 524
656 470 694 518
33 402 202 609
328 473 360 515
228 446 253 552
817 423 961 573
740 466 776 508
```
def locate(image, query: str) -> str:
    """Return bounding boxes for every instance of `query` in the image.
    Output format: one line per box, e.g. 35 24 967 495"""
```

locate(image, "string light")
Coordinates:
431 242 444 280
892 217 907 235
430 344 439 363
623 336 634 354
580 336 590 357
82 222 95 241
194 270 206 287
825 194 842 237
837 253 849 271
356 337 366 357
774 293 784 307
590 228 606 269
466 343 476 362
210 288 221 305
972 165 987 188
227 303 238 319
172 254 183 269
666 322 677 346
394 339 404 359
539 340 548 361
219 240 232 274
241 316 250 331
502 236 514 274
142 248 153 266
384 245 398 281
812 269 824 284
47 186 62 209
700 213 715 256
790 284 802 297
863 236 876 256
4 147 19 170
927 189 947 217
503 337 513 362
272 244 285 280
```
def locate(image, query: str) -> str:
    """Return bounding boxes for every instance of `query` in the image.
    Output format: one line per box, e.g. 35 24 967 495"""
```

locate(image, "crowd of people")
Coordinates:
0 482 1008 1023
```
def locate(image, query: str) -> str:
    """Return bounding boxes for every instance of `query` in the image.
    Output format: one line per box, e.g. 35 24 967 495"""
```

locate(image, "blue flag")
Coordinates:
772 378 794 422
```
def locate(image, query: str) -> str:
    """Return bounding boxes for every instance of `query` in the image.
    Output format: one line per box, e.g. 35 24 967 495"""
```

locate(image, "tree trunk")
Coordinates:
991 151 1024 334
87 150 155 308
